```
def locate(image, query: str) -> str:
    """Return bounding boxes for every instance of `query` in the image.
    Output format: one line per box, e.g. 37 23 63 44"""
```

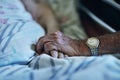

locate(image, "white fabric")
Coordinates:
0 0 45 66
0 55 120 80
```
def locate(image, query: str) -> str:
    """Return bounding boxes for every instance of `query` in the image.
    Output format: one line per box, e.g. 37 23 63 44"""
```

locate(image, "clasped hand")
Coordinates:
36 31 89 58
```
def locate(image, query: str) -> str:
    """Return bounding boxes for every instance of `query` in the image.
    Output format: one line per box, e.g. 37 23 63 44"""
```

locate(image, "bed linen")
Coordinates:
0 55 120 80
0 0 120 80
0 0 45 66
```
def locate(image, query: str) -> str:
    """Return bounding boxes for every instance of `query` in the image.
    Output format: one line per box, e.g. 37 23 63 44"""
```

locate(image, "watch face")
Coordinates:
87 37 99 48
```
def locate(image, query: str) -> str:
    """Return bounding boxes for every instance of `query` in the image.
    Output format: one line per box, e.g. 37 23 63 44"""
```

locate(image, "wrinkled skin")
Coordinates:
36 31 90 58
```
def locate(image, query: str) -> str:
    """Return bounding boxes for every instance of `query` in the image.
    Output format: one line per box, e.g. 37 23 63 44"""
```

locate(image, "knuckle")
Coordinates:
45 42 51 47
38 36 44 41
55 38 60 42
44 42 57 51
53 32 59 37
51 31 63 39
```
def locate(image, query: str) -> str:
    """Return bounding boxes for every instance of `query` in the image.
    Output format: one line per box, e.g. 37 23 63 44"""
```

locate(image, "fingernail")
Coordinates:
50 50 58 58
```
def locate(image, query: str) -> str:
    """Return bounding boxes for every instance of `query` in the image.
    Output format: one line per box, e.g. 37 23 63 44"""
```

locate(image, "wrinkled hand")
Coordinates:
36 31 90 58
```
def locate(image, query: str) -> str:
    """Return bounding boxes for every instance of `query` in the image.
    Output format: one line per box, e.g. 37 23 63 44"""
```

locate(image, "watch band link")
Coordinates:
90 48 99 56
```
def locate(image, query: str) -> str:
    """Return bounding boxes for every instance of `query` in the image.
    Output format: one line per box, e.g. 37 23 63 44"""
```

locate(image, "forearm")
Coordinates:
21 0 38 19
81 31 120 56
98 31 120 54
36 3 60 34
21 0 60 34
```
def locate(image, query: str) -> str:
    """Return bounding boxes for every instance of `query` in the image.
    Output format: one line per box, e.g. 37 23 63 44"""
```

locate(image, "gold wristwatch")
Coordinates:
86 37 100 56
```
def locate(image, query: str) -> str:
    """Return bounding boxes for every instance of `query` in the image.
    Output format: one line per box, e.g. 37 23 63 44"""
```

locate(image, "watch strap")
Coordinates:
86 37 100 56
90 47 99 56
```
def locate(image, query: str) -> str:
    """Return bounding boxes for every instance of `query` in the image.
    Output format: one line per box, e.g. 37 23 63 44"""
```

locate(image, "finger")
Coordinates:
50 50 58 58
36 37 53 54
44 42 58 53
36 36 45 54
36 31 64 54
65 55 69 58
58 52 64 58
36 33 59 54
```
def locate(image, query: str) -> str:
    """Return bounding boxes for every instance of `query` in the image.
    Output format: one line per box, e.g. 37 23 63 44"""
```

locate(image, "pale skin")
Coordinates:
21 0 66 58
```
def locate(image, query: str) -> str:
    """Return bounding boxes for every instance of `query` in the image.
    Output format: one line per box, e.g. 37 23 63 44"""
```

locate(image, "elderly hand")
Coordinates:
36 31 90 58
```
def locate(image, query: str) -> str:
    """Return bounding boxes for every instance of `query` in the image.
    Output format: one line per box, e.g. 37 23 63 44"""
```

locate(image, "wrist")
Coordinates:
46 26 60 34
46 19 60 34
77 40 91 56
71 39 91 56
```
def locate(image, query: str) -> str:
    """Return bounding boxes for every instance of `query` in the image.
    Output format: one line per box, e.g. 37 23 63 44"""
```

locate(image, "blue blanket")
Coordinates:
0 55 120 80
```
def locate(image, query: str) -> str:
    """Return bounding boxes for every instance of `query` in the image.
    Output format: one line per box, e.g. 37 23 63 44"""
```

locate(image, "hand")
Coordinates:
36 31 90 57
48 50 68 58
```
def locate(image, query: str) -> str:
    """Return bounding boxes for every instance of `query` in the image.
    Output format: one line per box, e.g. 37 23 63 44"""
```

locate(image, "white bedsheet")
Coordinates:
0 0 45 66
0 55 120 80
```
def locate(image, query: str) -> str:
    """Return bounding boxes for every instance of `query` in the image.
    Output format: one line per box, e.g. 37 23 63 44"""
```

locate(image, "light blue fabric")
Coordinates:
0 55 120 80
0 0 45 66
0 0 120 80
